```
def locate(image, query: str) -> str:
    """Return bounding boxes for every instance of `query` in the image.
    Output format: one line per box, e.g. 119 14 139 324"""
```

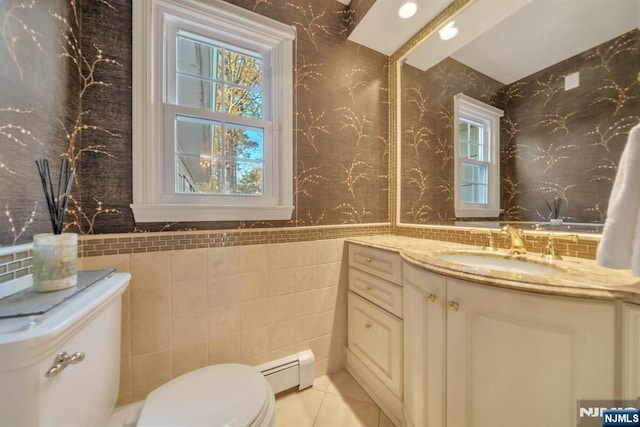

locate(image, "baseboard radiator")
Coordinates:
256 350 315 394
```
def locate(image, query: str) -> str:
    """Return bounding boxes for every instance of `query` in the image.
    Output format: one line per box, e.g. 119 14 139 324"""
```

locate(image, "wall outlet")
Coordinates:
564 72 580 90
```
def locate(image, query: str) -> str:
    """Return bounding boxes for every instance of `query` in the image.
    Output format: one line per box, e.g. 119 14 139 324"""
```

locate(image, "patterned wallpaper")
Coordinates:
0 0 389 247
341 0 375 36
503 29 639 223
1 0 76 245
400 57 504 223
400 29 640 224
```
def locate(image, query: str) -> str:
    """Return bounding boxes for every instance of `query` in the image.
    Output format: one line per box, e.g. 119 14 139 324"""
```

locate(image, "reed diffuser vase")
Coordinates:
33 159 77 292
32 233 78 291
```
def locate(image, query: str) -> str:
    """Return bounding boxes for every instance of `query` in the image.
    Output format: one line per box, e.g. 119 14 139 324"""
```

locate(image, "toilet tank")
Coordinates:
0 272 130 427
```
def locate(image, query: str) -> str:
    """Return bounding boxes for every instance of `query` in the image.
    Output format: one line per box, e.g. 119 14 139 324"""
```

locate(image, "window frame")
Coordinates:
131 0 295 222
453 93 503 218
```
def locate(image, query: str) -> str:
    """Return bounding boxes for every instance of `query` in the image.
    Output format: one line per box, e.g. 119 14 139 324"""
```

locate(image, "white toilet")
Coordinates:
0 272 275 427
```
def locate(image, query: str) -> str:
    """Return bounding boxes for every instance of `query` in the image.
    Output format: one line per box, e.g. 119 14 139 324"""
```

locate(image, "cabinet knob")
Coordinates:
426 294 437 303
448 301 460 312
365 257 372 263
364 323 372 329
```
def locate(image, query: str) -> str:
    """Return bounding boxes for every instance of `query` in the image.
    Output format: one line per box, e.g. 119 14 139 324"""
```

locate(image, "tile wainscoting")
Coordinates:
80 236 351 406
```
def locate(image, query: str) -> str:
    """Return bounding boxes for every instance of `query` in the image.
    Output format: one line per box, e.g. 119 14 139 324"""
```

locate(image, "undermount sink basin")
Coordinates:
436 253 563 275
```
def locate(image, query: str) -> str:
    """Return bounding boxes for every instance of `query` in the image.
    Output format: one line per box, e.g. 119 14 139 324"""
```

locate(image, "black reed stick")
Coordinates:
545 197 564 219
35 159 75 235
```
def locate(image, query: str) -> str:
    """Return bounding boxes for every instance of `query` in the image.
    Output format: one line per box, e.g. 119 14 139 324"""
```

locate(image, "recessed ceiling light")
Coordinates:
398 1 418 19
439 21 458 40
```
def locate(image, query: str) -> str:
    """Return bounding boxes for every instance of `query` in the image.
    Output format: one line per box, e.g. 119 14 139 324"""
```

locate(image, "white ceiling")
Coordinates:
348 0 454 55
350 0 640 85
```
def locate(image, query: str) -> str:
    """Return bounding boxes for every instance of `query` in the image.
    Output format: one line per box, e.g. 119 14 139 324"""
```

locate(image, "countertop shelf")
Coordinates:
0 269 115 319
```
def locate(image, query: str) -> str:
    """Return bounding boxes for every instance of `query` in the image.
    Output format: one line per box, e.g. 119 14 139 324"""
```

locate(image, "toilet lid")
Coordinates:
136 363 273 427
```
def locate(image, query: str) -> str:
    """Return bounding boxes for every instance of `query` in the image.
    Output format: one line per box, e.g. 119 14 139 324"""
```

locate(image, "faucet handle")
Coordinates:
547 233 579 244
540 233 579 261
541 234 562 261
470 229 498 251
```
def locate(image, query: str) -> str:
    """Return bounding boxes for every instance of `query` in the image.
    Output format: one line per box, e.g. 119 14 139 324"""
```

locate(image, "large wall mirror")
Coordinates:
396 0 639 229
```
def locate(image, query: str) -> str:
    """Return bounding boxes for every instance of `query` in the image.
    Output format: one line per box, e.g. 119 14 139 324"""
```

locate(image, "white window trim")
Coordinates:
453 93 504 218
131 0 295 222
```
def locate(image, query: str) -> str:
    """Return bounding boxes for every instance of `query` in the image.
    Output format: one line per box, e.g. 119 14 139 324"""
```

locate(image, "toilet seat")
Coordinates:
136 364 275 427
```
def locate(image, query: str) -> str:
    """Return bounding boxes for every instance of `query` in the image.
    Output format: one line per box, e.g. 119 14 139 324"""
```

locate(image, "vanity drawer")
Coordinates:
348 292 403 399
348 244 401 284
349 267 403 318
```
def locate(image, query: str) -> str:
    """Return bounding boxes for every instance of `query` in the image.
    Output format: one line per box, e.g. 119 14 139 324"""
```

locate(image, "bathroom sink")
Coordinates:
436 252 563 275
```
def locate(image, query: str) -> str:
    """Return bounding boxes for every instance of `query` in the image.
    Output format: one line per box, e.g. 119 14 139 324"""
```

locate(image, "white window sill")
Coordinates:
130 203 294 222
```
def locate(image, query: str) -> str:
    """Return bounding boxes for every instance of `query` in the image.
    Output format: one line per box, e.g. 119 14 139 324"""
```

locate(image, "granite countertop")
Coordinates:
347 235 640 303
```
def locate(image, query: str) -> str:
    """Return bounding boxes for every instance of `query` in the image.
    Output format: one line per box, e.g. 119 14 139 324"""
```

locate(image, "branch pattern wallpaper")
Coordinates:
0 0 389 247
400 29 639 224
504 29 639 223
400 57 504 223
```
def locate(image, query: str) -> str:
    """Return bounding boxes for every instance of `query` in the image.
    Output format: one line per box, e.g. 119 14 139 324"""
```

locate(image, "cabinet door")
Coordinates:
623 303 640 398
446 279 616 427
348 292 403 398
403 262 446 427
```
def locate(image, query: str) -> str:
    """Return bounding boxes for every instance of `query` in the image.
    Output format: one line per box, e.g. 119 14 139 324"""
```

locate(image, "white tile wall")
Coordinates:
80 238 348 406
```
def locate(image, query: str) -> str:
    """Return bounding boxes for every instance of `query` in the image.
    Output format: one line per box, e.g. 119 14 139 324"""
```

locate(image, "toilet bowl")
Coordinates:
0 272 275 427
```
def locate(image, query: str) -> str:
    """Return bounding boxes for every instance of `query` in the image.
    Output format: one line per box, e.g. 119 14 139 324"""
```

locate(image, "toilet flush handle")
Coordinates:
45 351 85 378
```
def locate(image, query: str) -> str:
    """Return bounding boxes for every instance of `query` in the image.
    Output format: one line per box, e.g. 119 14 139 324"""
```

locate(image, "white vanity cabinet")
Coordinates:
623 303 640 398
346 244 403 426
403 260 616 427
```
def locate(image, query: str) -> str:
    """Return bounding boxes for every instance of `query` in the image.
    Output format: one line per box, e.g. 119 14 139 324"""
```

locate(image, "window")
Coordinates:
167 32 267 197
453 93 503 218
131 0 295 222
459 119 487 204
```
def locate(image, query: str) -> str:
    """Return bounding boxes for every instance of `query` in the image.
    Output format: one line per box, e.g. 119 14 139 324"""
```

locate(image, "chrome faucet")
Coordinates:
500 225 527 254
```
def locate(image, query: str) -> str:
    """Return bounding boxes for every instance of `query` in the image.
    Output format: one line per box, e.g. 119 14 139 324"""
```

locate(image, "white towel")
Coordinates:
597 123 640 276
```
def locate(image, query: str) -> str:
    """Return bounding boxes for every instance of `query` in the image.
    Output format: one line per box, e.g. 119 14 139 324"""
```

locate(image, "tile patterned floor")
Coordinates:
274 370 395 427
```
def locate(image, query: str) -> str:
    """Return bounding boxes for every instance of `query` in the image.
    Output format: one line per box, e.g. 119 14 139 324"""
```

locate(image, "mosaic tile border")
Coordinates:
78 224 393 257
0 245 33 284
77 222 601 260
